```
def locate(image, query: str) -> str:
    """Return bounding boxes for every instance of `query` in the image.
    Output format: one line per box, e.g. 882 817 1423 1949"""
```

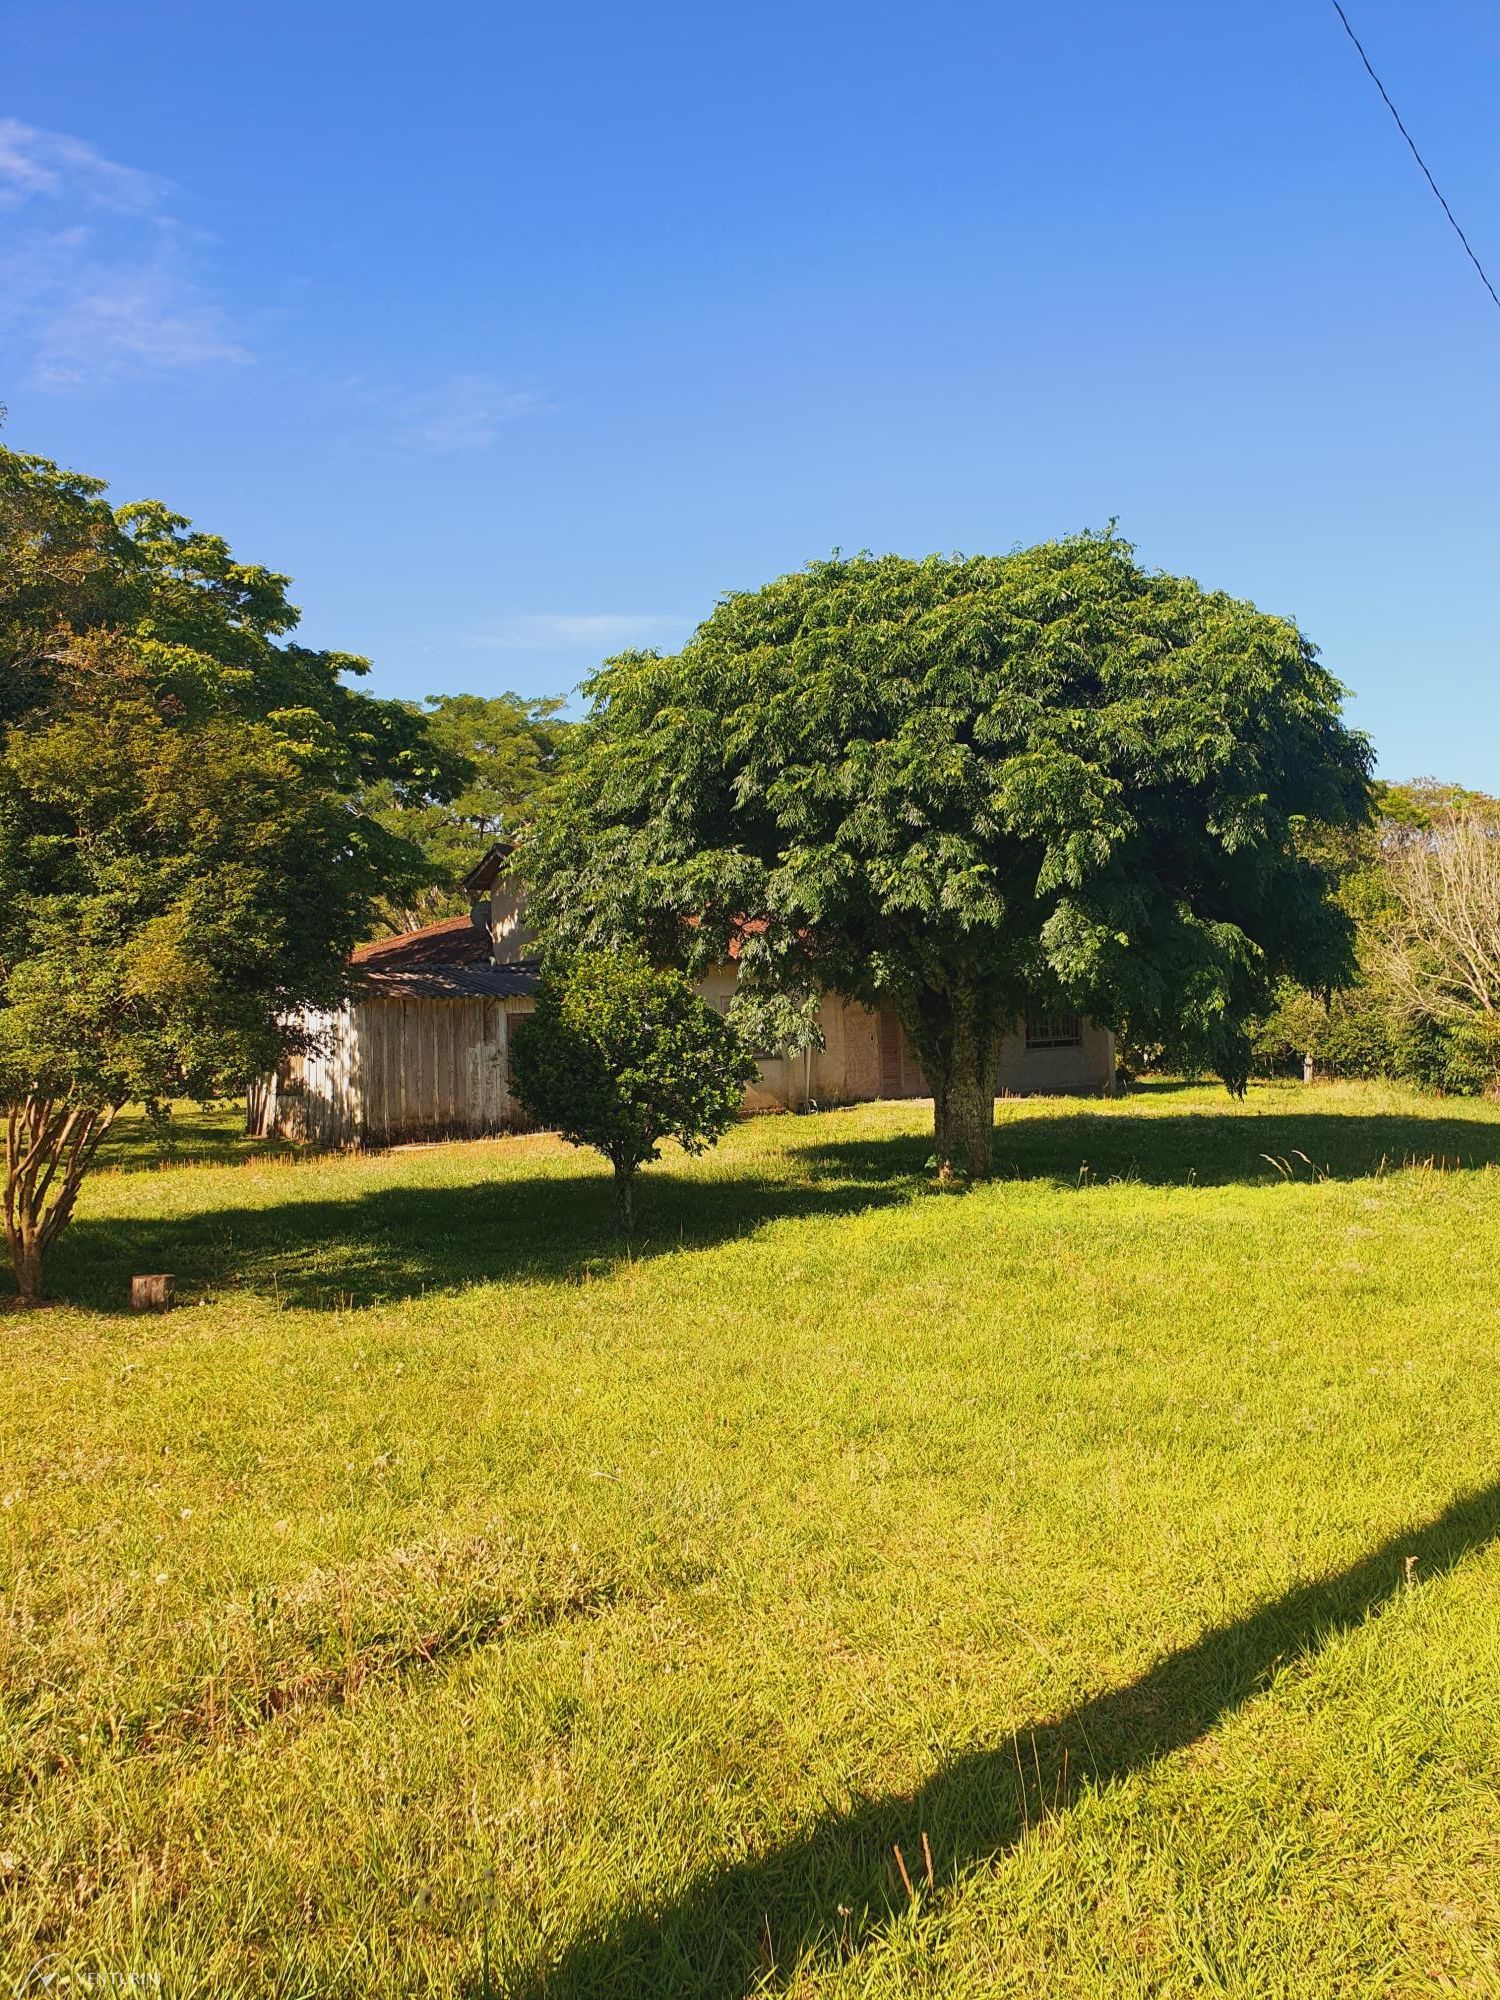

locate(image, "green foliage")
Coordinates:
1254 983 1500 1097
0 442 453 1294
509 952 756 1223
0 445 462 820
1252 981 1392 1081
0 446 456 1092
1378 777 1500 831
1252 781 1500 1096
726 981 825 1061
0 651 382 1107
527 537 1370 1170
366 692 573 929
1390 1014 1500 1097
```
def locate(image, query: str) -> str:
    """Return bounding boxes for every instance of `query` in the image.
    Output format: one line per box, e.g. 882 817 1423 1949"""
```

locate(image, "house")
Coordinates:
248 848 1115 1146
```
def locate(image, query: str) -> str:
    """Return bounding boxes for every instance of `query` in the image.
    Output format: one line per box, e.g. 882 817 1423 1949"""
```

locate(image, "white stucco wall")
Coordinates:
701 972 1115 1109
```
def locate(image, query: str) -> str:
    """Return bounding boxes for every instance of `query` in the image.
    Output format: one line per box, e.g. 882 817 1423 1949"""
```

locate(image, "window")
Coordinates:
1025 1013 1082 1051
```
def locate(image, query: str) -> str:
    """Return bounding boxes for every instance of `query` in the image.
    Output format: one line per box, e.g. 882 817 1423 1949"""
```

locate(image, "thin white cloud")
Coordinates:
469 614 693 652
0 118 163 214
0 117 248 384
396 373 546 453
328 371 549 454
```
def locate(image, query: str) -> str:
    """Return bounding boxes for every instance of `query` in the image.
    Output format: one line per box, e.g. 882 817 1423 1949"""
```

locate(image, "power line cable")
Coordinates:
1327 0 1500 317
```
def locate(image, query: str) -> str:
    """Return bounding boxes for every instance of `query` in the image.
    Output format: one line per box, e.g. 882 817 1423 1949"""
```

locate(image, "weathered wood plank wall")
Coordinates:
358 997 513 1144
250 996 534 1147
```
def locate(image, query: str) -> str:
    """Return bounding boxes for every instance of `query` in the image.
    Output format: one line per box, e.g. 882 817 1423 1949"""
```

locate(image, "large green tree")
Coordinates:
0 444 452 1303
1 445 459 798
526 537 1371 1179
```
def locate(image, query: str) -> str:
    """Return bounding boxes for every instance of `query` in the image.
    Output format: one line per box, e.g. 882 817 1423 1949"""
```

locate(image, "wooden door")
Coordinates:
878 1009 904 1097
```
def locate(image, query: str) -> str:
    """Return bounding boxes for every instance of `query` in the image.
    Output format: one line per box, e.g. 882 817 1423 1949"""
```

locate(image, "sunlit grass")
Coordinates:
3 1081 1499 1995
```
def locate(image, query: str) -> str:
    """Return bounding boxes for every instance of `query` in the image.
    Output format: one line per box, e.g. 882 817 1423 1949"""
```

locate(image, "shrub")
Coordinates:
1390 1015 1500 1097
1252 982 1395 1081
509 951 757 1227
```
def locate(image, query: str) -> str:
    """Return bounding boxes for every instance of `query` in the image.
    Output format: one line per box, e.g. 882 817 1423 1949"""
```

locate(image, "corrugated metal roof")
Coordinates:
352 960 541 1001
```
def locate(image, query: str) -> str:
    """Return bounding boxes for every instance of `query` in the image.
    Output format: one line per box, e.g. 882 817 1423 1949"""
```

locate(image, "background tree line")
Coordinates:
364 690 573 932
1251 780 1500 1095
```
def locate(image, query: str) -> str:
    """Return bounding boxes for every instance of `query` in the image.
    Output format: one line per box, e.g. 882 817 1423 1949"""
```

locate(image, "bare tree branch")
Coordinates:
1377 818 1500 1026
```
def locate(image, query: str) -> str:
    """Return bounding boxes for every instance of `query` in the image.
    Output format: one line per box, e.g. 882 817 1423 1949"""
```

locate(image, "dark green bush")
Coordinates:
1253 982 1500 1097
510 950 757 1227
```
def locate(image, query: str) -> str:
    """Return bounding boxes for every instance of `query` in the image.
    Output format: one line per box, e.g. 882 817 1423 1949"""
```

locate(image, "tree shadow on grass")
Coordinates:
92 1103 296 1175
49 1153 929 1314
49 1101 1500 1313
490 1477 1500 1999
803 1104 1500 1192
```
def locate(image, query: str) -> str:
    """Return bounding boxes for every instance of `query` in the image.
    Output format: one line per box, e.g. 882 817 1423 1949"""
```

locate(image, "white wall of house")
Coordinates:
480 867 1115 1114
689 969 1114 1111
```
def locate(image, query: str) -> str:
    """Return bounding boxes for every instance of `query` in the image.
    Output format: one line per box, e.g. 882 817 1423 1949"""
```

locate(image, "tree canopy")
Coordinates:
1 444 461 806
526 536 1372 1177
366 692 573 931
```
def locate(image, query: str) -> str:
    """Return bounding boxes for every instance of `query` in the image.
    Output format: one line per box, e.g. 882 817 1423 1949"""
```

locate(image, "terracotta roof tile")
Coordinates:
351 913 493 969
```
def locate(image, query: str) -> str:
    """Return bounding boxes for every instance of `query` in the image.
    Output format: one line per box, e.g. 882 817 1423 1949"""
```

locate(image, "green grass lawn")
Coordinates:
3 1081 1500 1997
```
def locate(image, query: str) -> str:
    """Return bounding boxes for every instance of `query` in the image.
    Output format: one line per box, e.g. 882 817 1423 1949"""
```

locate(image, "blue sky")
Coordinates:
4 0 1497 784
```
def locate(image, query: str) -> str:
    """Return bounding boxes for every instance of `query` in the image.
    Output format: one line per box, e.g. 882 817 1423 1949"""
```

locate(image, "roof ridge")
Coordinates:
352 912 485 964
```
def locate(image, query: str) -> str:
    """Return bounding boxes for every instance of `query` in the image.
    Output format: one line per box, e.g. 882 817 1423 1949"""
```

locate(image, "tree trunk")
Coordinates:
921 989 1000 1183
12 1240 43 1311
3 1096 120 1307
612 1158 635 1232
934 1065 995 1183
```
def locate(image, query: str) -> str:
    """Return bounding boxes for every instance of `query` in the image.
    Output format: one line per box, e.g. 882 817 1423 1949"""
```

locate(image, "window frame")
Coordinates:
1024 1013 1084 1052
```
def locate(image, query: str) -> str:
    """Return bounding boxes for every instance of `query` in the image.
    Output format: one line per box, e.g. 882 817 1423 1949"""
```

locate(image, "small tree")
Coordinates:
509 952 756 1228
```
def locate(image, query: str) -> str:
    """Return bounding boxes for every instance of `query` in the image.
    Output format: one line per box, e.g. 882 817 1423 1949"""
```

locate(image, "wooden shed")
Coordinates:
248 915 540 1147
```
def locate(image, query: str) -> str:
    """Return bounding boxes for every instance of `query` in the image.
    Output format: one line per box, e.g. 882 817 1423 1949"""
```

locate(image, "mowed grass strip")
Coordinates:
1 1082 1499 1997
